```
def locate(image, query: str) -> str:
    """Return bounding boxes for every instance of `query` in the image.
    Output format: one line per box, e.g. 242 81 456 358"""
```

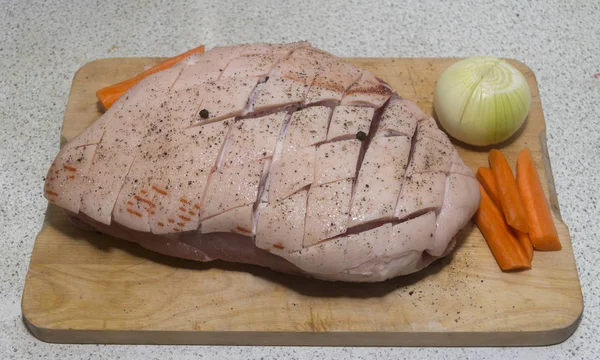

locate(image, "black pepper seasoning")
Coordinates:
356 131 367 141
199 109 209 119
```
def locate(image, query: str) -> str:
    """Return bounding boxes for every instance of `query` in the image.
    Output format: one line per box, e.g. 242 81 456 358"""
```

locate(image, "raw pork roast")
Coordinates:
44 42 480 282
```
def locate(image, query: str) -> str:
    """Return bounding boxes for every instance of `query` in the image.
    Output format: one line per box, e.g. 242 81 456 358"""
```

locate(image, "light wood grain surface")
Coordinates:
21 57 582 346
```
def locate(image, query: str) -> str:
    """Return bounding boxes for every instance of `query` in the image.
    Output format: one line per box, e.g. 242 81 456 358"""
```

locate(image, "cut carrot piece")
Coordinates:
489 149 530 233
514 229 534 262
476 167 501 206
96 44 205 110
474 183 531 271
516 147 561 251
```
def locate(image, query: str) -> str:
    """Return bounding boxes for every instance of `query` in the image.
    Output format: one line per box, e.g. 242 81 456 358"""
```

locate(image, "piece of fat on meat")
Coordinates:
377 97 420 137
251 77 311 111
68 92 124 148
389 211 437 257
268 146 316 203
450 150 474 177
395 172 447 220
121 86 221 227
220 111 287 168
80 68 180 224
304 178 354 247
401 99 428 122
44 144 97 214
341 71 393 107
221 53 284 79
327 106 374 141
251 48 330 110
415 117 449 144
255 189 308 254
185 77 260 125
346 214 437 278
172 45 249 90
156 85 215 130
49 87 128 213
112 138 165 233
405 136 454 176
286 236 348 275
145 121 231 234
344 223 392 271
201 160 265 220
348 136 411 228
201 203 254 236
305 58 362 104
314 139 362 185
240 41 310 57
432 174 480 256
281 106 331 152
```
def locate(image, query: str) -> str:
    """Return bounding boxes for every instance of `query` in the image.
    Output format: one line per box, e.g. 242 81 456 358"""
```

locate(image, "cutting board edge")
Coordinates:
22 310 582 346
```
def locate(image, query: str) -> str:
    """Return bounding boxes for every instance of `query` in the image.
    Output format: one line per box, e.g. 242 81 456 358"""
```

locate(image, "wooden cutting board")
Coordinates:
22 57 583 346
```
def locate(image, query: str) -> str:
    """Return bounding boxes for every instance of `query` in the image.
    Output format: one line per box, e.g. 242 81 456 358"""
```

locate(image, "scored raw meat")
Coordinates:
44 42 480 282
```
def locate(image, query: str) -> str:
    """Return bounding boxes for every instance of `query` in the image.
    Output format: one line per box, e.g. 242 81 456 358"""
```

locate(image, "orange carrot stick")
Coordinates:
476 167 501 206
516 147 561 250
474 183 531 271
489 149 530 233
96 44 205 110
514 229 534 261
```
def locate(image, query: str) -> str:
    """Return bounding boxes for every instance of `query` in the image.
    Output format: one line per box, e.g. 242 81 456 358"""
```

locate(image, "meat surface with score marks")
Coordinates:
44 42 480 282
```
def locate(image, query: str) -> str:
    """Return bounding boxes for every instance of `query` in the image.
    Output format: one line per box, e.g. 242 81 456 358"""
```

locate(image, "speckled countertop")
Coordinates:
1 0 599 358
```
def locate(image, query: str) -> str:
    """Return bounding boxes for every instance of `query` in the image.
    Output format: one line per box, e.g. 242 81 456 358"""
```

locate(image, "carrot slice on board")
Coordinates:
476 167 501 206
516 147 561 251
514 229 534 261
481 162 533 260
474 183 531 271
96 44 205 110
489 149 530 233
